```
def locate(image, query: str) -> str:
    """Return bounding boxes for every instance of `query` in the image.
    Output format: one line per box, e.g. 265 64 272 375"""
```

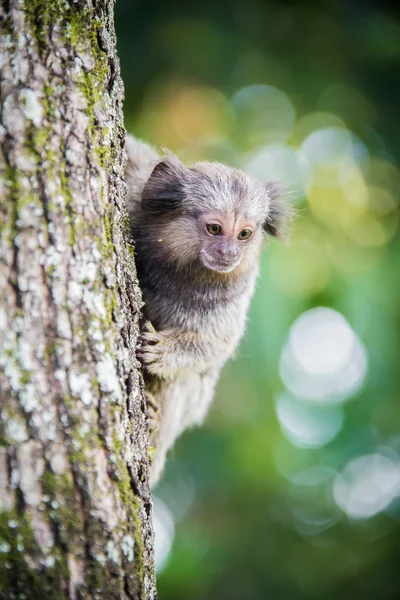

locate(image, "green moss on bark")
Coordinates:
0 511 68 600
41 469 81 542
2 163 21 243
24 0 90 56
114 459 146 589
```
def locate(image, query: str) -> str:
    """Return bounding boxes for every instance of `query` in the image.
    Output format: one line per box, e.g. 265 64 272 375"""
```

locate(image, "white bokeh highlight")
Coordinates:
243 143 310 198
276 393 343 448
280 307 368 405
333 454 400 519
299 126 369 170
153 496 175 573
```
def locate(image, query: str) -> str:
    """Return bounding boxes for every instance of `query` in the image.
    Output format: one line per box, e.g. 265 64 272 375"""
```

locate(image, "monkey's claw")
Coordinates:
140 321 163 344
137 321 166 376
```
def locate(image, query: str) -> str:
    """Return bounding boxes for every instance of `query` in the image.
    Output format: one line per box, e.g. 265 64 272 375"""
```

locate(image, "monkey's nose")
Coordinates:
215 241 240 261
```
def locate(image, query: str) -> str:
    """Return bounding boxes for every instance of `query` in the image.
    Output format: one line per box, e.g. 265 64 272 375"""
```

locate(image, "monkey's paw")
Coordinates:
137 321 168 377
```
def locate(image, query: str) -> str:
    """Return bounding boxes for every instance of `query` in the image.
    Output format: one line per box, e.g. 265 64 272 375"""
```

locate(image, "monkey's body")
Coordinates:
125 135 288 486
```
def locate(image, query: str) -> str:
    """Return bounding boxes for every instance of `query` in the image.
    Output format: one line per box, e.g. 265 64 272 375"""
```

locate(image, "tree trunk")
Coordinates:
0 1 156 598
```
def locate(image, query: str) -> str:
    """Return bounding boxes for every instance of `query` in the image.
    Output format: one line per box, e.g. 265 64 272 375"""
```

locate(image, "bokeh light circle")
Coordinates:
280 307 368 404
333 454 400 519
275 393 343 448
231 84 295 147
153 496 175 573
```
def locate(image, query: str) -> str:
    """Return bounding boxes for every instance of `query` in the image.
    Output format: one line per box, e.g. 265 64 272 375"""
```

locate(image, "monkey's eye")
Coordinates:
238 229 252 240
206 223 222 236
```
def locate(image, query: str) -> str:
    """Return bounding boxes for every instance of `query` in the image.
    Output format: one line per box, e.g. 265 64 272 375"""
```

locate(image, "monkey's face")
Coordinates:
198 213 257 273
141 155 290 277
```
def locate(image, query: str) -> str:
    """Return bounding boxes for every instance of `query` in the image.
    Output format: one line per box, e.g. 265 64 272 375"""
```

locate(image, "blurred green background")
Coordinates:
115 1 400 598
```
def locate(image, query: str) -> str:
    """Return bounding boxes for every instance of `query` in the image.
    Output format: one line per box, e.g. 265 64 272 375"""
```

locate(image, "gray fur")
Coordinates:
125 134 289 486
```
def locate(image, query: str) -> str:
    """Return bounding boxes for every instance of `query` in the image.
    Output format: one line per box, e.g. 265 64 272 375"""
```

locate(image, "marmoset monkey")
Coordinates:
125 135 290 486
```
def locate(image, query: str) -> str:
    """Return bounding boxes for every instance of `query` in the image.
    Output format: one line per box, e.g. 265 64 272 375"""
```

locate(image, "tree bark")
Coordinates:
0 1 156 598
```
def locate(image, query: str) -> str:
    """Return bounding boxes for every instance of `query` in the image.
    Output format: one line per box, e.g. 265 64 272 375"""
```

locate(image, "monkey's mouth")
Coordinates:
200 250 241 273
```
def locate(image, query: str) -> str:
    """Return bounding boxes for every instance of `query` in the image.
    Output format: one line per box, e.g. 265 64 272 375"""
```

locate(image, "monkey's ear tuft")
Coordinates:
262 182 293 239
142 155 188 216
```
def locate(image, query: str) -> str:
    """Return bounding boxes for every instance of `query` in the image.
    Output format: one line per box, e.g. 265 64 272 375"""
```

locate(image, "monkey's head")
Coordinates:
141 154 291 277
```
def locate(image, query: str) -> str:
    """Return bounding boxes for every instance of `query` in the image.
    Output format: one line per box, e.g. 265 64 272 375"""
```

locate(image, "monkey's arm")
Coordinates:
137 322 228 378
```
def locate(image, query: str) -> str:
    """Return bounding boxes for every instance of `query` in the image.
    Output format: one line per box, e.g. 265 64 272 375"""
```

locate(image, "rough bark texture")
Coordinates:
0 1 156 598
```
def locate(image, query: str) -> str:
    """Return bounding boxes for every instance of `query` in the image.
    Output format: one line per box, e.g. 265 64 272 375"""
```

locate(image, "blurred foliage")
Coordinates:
115 1 400 598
